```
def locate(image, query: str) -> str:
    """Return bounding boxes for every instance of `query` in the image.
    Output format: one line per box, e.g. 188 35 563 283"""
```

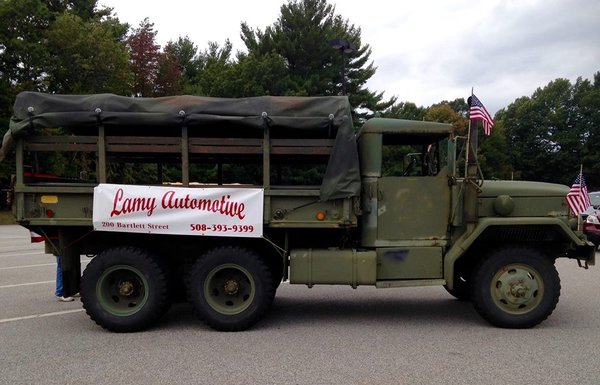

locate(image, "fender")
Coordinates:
444 217 594 289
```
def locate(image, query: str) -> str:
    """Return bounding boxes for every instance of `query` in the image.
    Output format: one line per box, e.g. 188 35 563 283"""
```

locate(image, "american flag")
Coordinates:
566 172 591 215
469 94 494 135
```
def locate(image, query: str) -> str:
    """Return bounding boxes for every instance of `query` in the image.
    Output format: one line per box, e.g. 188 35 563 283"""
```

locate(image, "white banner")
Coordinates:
93 184 264 238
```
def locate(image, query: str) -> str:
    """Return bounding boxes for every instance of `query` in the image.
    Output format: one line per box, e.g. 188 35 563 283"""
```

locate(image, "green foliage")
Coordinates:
163 36 200 94
225 52 291 97
45 13 132 94
383 101 426 120
1 0 51 165
425 103 468 135
193 40 235 96
497 73 600 188
0 0 51 91
0 0 128 95
0 0 130 181
479 123 512 180
240 0 394 117
178 40 292 98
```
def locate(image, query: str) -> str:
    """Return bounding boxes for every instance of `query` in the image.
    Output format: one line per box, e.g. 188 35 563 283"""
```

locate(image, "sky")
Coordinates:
99 0 600 115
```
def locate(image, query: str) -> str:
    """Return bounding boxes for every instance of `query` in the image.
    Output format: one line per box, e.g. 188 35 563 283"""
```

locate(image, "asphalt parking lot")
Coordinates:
1 224 600 385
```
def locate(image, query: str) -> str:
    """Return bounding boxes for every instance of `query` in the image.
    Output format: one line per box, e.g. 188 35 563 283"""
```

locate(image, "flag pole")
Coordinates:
578 164 583 229
465 87 474 178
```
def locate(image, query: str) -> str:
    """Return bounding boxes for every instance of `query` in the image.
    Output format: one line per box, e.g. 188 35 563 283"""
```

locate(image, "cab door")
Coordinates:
375 140 452 281
377 172 451 241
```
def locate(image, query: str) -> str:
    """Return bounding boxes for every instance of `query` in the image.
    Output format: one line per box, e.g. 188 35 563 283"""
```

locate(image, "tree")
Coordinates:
184 40 233 97
46 0 119 20
497 73 600 188
127 18 160 96
165 36 200 94
155 43 183 96
240 0 393 118
500 79 572 184
570 73 600 190
0 0 124 95
382 101 426 120
0 0 130 180
479 122 513 180
0 0 51 93
45 13 132 94
425 102 468 134
229 52 291 97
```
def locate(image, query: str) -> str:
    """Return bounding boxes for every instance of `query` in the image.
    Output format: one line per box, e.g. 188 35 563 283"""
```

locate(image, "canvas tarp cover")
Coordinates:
1 92 360 200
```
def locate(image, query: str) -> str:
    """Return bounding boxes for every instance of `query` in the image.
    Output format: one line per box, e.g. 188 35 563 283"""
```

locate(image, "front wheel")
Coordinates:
470 247 560 328
186 246 275 331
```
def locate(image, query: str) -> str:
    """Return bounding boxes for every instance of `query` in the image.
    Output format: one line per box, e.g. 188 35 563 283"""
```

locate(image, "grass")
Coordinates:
0 210 16 225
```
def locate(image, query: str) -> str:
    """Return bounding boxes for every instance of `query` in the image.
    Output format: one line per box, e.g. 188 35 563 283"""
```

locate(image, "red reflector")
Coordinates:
30 232 45 243
46 209 55 218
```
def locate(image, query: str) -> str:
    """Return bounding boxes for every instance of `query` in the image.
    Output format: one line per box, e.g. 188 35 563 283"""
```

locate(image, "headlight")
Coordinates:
586 214 600 224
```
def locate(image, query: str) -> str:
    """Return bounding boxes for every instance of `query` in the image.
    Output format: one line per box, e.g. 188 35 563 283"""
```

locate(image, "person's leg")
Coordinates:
55 256 73 301
55 255 63 297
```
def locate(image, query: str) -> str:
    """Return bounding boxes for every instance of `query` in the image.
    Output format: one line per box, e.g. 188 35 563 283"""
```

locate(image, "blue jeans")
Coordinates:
55 255 63 297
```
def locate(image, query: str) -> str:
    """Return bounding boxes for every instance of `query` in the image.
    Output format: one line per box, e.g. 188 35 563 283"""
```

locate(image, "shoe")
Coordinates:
72 293 81 298
57 296 75 302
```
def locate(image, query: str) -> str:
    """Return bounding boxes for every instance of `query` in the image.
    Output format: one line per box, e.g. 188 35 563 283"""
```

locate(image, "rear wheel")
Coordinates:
470 247 560 328
186 246 275 331
81 247 170 332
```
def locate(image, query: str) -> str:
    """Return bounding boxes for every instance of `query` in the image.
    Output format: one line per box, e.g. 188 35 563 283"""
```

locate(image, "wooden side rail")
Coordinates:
271 138 334 155
23 136 335 156
24 136 98 152
105 137 334 156
106 136 181 153
189 138 262 154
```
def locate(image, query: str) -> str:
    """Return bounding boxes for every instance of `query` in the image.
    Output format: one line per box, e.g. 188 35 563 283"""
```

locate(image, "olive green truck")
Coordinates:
1 92 595 332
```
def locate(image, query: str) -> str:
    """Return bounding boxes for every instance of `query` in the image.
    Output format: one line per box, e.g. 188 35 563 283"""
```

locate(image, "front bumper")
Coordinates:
583 222 600 248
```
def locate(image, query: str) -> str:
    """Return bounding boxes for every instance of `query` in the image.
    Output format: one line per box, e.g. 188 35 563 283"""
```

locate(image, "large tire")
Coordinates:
81 247 170 332
186 246 275 331
470 246 560 328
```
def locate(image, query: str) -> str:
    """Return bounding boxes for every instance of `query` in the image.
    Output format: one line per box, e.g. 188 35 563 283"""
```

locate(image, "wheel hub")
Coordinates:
204 263 256 316
118 281 135 297
492 263 544 315
509 282 528 298
224 279 239 295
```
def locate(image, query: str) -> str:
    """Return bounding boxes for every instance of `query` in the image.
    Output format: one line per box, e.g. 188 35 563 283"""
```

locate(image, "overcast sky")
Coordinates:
99 0 600 115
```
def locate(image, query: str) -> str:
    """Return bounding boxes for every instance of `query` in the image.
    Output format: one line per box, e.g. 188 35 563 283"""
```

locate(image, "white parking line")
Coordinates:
0 280 54 289
0 244 42 250
0 251 46 258
0 263 55 270
0 309 85 324
0 260 90 270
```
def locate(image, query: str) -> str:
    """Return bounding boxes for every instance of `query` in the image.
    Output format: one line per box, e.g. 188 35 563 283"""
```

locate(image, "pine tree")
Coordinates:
240 0 393 118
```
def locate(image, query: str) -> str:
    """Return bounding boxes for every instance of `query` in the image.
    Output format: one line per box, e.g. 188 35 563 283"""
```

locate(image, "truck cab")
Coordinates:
358 118 453 284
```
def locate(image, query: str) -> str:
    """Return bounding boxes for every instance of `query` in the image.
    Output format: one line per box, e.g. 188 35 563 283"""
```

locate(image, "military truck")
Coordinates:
1 92 594 332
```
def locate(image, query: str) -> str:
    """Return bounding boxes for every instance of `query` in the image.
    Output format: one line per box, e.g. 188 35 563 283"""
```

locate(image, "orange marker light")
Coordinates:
316 211 326 221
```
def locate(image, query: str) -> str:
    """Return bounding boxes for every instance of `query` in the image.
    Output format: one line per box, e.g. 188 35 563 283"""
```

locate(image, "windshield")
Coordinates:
590 192 600 208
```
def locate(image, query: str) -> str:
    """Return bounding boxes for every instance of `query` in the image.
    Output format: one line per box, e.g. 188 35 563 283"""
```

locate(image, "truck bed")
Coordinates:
12 134 357 229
